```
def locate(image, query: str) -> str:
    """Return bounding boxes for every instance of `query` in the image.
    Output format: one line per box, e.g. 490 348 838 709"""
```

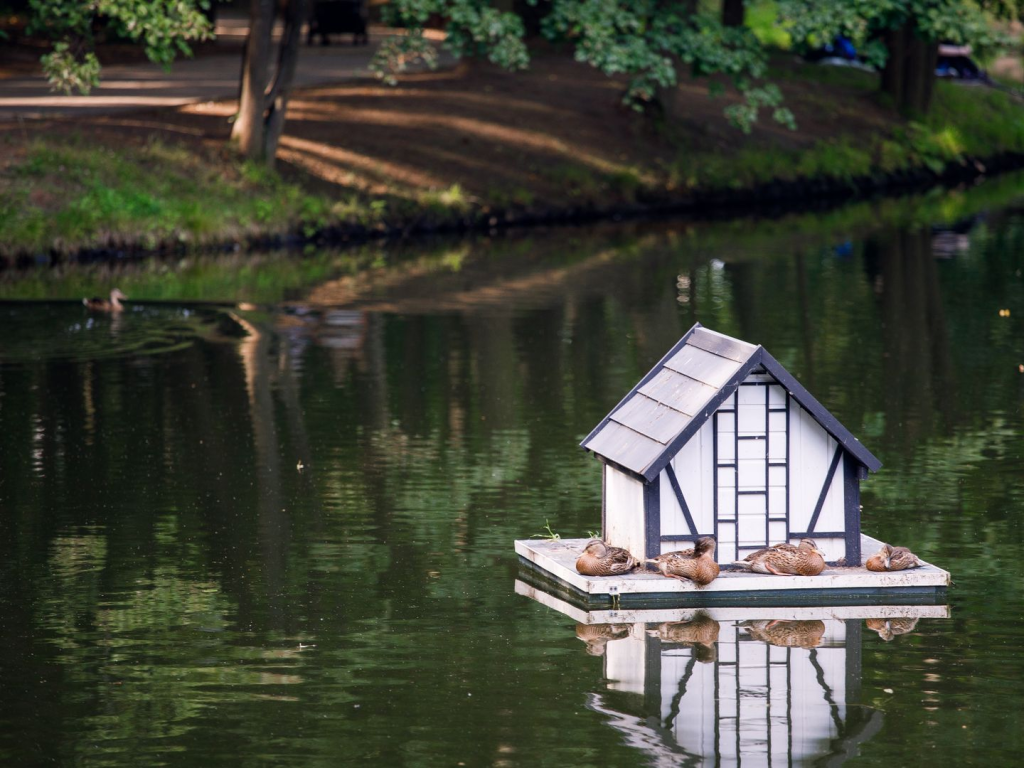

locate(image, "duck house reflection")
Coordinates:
593 614 870 765
516 581 949 766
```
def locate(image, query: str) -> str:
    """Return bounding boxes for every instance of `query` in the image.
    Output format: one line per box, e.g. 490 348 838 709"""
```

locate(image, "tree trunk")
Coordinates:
263 0 310 160
231 0 309 165
904 36 938 114
232 0 276 159
722 0 745 27
516 0 549 38
881 20 938 114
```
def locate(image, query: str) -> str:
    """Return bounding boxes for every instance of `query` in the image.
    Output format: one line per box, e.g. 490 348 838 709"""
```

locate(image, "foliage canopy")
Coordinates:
371 0 795 132
27 0 212 93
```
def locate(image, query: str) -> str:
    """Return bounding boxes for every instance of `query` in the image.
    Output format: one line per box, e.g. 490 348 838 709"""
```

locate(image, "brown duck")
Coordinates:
865 543 925 572
733 538 827 576
83 288 127 312
575 539 639 577
741 619 826 649
646 536 720 586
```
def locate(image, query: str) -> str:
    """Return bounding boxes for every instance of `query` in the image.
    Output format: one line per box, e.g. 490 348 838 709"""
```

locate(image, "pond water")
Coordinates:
1 178 1023 766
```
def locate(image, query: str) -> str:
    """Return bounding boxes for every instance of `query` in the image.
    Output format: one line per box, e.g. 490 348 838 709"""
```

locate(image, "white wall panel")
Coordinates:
738 384 765 405
718 488 736 520
789 401 840 533
815 453 846 532
605 466 646 559
769 520 787 543
738 404 765 434
717 412 736 461
695 420 715 533
663 419 715 536
719 522 737 563
738 459 766 488
738 439 767 460
659 470 685 536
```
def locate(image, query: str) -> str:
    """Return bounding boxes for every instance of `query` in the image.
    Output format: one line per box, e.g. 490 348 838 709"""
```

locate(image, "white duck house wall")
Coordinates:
581 324 882 566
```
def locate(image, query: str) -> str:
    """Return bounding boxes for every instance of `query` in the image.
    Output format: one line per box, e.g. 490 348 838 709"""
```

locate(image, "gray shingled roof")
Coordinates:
581 323 882 481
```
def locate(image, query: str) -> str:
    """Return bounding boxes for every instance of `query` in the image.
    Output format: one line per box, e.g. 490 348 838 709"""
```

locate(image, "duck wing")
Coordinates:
606 546 639 572
652 547 696 564
889 547 924 570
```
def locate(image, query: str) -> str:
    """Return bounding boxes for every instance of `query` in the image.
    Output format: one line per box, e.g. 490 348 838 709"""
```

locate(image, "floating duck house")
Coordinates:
514 323 951 606
581 323 881 566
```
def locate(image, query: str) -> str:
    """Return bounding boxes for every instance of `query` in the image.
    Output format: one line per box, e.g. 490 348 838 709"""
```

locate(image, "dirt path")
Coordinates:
0 10 449 120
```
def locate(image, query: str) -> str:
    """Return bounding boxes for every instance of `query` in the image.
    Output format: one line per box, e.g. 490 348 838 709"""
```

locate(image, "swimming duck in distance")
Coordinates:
646 536 720 586
865 543 925 572
83 288 127 312
575 539 639 577
733 538 827 576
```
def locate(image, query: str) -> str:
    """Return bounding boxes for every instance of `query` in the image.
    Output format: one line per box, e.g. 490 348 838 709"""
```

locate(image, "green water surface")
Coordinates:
1 180 1023 766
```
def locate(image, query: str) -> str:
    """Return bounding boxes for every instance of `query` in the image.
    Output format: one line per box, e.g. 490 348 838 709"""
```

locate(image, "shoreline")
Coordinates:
4 148 1022 270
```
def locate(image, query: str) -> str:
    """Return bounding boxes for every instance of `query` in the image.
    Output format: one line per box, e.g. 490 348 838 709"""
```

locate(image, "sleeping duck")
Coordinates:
575 539 639 577
646 536 720 586
733 538 827 576
865 543 925 571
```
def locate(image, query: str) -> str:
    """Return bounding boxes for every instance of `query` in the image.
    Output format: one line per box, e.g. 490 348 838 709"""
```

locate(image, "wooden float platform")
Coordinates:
515 579 951 624
514 533 950 608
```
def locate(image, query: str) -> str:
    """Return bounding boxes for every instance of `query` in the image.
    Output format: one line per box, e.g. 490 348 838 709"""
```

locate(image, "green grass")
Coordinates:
671 81 1024 191
0 135 348 256
419 183 472 214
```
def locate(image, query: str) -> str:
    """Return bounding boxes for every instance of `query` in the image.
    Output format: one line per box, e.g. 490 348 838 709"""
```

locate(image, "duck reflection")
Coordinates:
740 619 825 649
648 612 720 663
865 617 919 642
576 623 631 657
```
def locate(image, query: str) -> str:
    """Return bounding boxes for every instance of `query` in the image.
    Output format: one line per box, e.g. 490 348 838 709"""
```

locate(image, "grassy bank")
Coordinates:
4 168 1022 305
0 134 328 254
3 53 1024 260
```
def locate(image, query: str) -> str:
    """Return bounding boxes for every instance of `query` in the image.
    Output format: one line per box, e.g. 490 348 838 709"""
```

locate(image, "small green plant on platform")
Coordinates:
531 520 561 541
